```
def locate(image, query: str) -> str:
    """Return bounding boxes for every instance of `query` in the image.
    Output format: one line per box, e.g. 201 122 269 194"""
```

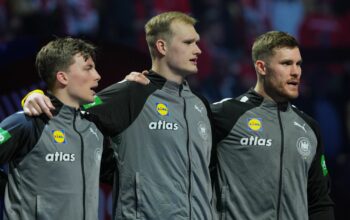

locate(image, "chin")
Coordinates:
287 93 299 100
187 69 198 75
84 96 94 103
281 88 298 99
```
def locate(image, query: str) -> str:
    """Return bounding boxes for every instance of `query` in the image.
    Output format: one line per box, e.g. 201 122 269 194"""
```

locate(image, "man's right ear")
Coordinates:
155 39 167 56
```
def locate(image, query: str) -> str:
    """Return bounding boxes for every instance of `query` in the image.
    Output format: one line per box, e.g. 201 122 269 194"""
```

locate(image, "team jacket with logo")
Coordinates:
211 89 334 220
86 72 214 220
0 96 103 220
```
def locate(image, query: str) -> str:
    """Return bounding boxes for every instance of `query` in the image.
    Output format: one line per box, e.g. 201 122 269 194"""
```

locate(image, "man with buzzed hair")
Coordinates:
211 31 334 220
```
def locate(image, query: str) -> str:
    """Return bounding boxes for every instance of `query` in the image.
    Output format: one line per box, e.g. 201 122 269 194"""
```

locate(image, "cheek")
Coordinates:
73 74 89 85
269 70 284 84
168 54 181 66
266 74 283 91
171 46 186 58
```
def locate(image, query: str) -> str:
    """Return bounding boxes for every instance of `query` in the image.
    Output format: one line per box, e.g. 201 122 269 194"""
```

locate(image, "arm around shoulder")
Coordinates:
0 113 33 163
22 89 54 118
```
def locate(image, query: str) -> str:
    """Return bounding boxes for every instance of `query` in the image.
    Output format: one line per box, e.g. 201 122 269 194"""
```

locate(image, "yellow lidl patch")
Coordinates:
248 118 262 131
156 103 169 116
52 130 66 144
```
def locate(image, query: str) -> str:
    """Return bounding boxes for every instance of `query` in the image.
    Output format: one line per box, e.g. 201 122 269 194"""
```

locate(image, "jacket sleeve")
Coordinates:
308 123 335 220
100 136 117 185
83 81 154 137
0 113 31 164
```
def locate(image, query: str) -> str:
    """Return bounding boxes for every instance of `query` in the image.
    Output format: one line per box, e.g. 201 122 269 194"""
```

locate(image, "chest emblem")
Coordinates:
52 129 66 144
296 137 311 158
156 103 169 116
247 118 262 132
197 121 209 141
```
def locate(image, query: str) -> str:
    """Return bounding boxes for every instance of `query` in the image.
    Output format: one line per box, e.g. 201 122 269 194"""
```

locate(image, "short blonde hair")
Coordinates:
252 31 299 63
145 11 197 59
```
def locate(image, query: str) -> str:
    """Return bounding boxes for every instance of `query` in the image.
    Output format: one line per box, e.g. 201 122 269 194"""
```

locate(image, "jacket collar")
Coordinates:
148 70 191 96
47 92 80 117
244 88 290 112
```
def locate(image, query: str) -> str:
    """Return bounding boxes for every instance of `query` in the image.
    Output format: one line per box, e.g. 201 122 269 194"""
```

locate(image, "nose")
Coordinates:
291 64 301 78
94 69 101 82
194 43 202 55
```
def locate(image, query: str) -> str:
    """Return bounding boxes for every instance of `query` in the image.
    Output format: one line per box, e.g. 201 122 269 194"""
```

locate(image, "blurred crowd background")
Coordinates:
0 0 349 219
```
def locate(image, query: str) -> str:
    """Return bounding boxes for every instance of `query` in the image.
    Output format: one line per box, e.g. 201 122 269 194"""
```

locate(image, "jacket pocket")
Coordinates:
219 185 228 220
36 194 82 220
120 172 143 219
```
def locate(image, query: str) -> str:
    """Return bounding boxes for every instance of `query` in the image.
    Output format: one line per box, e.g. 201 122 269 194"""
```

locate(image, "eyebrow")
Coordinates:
183 36 200 43
280 57 302 63
85 64 95 68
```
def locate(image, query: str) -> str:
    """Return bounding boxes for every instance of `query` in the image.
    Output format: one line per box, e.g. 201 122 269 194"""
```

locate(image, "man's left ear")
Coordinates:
255 60 267 76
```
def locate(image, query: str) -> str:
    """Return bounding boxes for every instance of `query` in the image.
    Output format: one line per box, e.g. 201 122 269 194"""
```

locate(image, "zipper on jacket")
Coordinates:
179 86 192 220
73 111 86 220
276 106 284 220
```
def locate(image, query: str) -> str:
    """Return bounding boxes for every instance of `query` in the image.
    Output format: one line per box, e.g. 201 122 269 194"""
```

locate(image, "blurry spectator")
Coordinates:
8 0 62 37
197 19 226 81
309 64 344 158
313 96 342 158
192 0 245 51
332 11 350 47
61 0 99 37
195 15 241 101
97 0 137 45
5 0 100 40
240 0 271 48
299 0 342 47
270 0 304 38
236 54 256 91
133 0 192 51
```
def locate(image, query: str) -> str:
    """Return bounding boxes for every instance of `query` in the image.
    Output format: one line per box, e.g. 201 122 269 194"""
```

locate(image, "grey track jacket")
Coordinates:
211 89 334 220
86 72 215 220
0 96 103 220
